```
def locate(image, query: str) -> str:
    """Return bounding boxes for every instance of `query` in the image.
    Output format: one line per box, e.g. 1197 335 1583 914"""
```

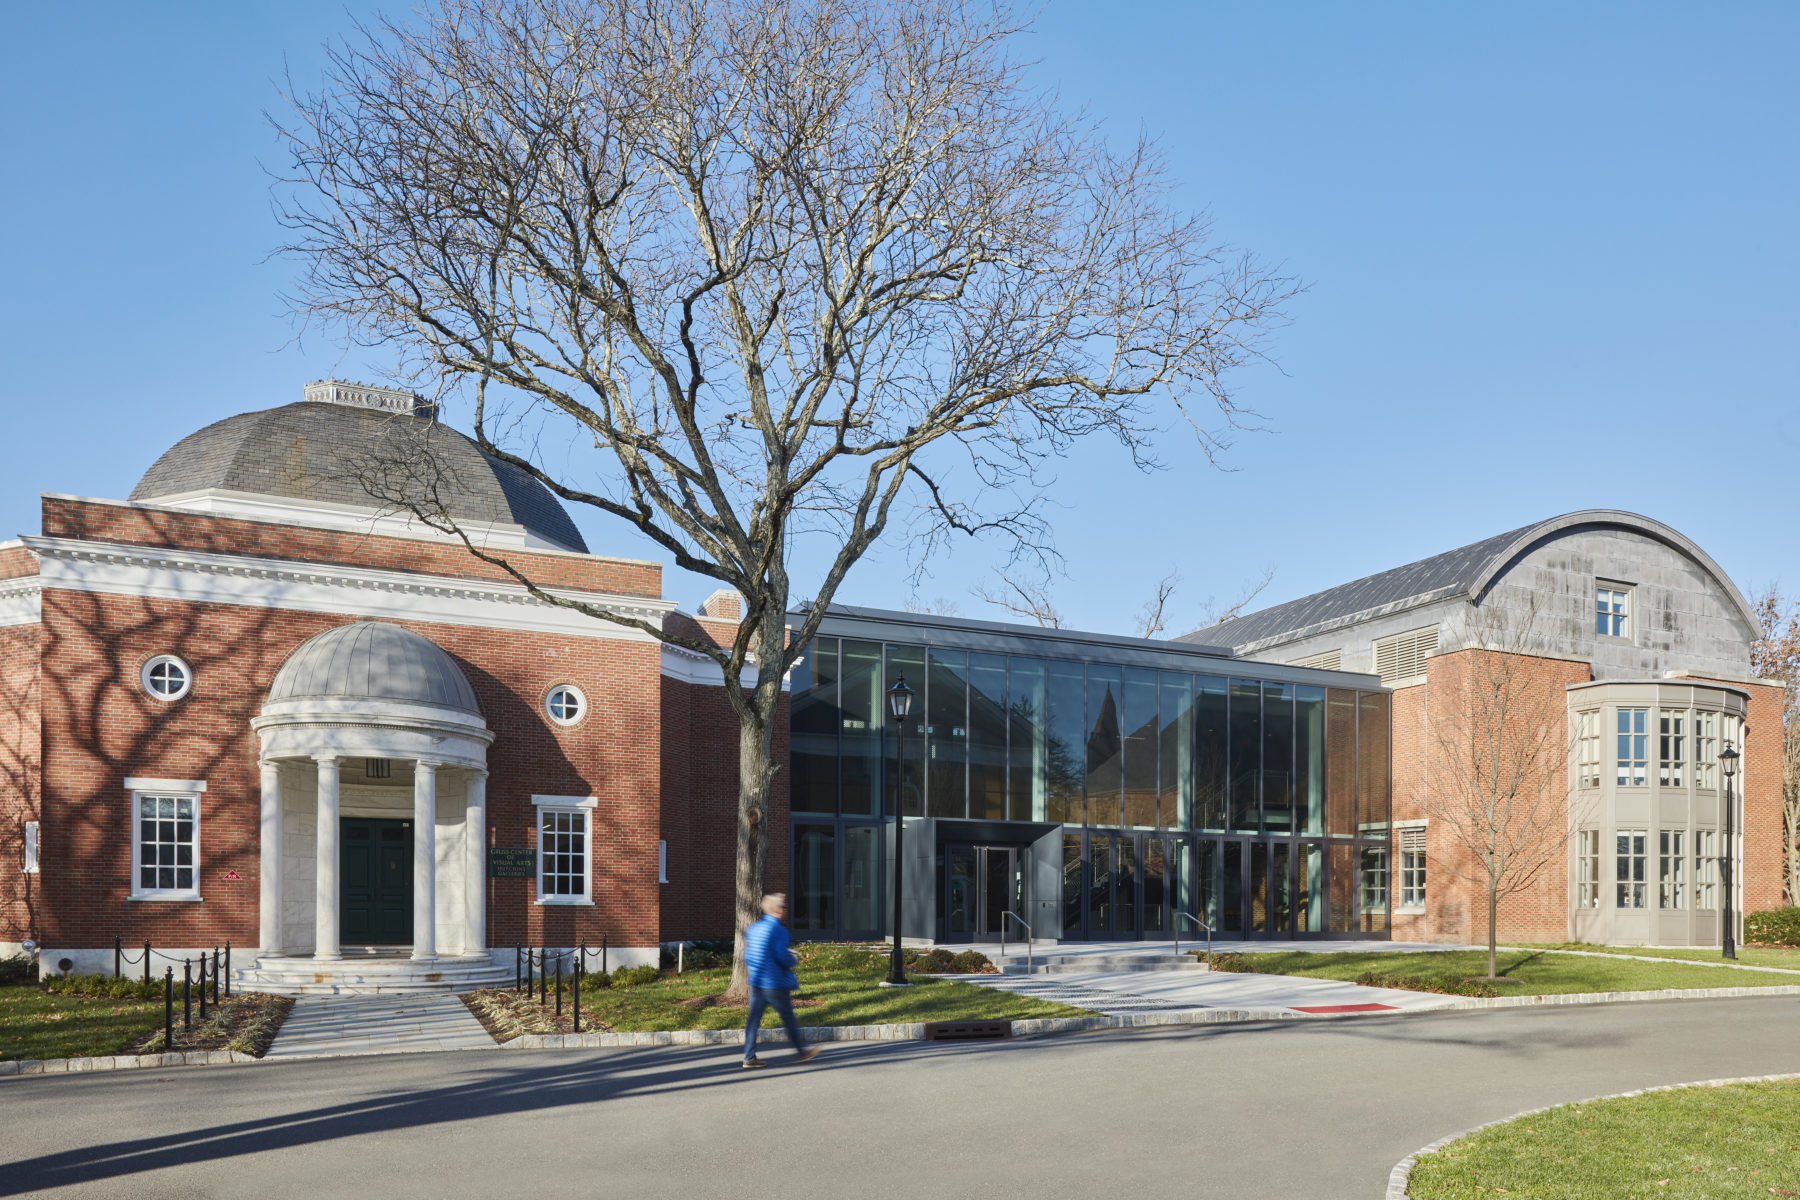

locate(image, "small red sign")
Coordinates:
222 870 241 880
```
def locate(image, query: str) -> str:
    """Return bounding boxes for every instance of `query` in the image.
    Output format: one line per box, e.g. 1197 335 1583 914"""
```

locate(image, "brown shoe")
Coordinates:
741 1057 767 1069
795 1046 821 1064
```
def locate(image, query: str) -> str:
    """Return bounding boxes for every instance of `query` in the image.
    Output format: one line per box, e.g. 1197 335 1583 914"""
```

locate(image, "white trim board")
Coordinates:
0 576 41 628
24 535 677 643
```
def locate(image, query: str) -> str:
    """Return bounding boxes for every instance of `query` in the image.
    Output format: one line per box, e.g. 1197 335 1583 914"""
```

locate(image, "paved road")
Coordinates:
6 996 1800 1200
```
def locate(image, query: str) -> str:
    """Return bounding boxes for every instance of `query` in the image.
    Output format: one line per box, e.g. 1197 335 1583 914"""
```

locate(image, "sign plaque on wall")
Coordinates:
486 847 536 879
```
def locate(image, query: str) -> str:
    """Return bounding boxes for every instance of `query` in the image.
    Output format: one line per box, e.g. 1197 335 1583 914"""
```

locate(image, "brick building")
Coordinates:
1190 511 1781 948
0 381 781 988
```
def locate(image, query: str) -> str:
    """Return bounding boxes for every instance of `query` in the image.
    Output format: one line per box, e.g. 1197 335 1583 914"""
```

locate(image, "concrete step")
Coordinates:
997 954 1210 976
233 955 510 996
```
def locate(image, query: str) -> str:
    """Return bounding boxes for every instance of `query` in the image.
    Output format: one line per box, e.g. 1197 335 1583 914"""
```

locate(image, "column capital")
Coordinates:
312 753 341 768
414 758 443 772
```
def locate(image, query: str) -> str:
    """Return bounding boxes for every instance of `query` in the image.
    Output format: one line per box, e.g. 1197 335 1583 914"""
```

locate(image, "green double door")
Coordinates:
341 818 413 946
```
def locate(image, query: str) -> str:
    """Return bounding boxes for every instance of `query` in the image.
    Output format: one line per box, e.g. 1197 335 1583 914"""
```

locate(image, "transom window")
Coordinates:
1595 585 1630 638
140 655 193 702
134 794 198 897
546 684 587 726
1658 829 1686 909
1576 711 1601 789
532 795 596 903
1616 709 1648 787
1616 830 1647 908
1658 713 1685 789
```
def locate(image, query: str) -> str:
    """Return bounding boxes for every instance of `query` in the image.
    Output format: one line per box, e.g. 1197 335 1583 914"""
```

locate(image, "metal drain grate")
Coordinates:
923 1019 1012 1041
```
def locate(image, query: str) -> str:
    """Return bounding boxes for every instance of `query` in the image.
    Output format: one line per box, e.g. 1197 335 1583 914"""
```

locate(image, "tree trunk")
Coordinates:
723 709 778 1003
1487 883 1500 980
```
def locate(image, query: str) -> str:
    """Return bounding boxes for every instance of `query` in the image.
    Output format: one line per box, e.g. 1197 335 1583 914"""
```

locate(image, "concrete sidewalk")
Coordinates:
263 994 498 1059
967 966 1461 1016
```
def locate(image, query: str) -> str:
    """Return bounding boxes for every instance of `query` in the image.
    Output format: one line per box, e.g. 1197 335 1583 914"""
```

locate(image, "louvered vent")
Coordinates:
1290 649 1342 670
1372 625 1438 685
1399 825 1426 853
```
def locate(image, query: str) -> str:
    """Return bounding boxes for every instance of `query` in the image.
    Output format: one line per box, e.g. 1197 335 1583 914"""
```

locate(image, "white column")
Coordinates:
465 769 488 957
313 756 341 960
413 760 439 961
258 761 284 954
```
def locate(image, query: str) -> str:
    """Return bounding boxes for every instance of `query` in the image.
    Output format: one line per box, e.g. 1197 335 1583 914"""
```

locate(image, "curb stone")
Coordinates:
8 982 1800 1075
1384 1071 1800 1199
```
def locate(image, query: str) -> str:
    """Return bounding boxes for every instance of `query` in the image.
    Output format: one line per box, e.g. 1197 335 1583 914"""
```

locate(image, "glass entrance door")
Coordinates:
942 844 1026 941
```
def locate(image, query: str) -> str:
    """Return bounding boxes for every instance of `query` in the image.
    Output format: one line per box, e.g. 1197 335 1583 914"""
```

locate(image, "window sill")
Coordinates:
1395 906 1426 915
535 897 594 907
129 893 203 902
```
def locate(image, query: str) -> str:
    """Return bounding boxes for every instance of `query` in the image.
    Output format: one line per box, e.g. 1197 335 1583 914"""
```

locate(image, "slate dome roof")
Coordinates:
130 400 588 553
269 622 481 715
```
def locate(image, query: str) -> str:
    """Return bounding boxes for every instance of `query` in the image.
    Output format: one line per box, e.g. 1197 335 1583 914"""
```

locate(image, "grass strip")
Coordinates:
1408 1078 1800 1199
1205 950 1800 995
1518 942 1800 972
474 945 1089 1036
1 986 165 1061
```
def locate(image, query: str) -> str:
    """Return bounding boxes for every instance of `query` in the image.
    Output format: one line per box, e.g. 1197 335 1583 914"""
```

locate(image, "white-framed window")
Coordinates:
1616 709 1648 787
23 820 39 874
1694 830 1717 909
1694 712 1718 789
140 654 193 702
126 777 206 900
531 794 596 904
1360 846 1389 914
1616 829 1647 908
1595 584 1630 638
1397 825 1426 911
1576 829 1599 908
545 684 587 726
1658 829 1686 909
1576 711 1601 789
1658 712 1685 789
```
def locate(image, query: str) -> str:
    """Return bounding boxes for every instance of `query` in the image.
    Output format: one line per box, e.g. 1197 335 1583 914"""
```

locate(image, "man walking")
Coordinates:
742 893 820 1069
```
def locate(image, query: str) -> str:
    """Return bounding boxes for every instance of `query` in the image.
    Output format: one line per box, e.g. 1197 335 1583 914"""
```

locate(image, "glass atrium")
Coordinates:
786 607 1393 943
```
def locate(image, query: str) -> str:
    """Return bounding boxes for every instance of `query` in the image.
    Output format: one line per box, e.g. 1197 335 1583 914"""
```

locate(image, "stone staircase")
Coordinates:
995 952 1210 976
233 951 511 996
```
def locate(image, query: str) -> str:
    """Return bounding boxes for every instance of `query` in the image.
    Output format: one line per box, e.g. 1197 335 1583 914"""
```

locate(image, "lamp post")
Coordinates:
885 675 915 987
1720 743 1739 961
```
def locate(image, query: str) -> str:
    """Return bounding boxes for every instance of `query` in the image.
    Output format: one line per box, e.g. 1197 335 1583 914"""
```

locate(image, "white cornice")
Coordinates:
24 536 676 642
0 576 42 628
657 643 790 690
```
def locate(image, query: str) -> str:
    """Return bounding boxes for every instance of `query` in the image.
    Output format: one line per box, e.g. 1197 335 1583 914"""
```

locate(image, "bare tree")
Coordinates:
903 596 962 618
1134 571 1180 638
1426 602 1579 979
1189 565 1275 630
971 576 1063 628
276 0 1295 994
1750 587 1800 903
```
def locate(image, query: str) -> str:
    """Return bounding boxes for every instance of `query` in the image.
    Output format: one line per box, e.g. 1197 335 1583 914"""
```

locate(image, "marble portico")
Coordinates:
247 622 501 987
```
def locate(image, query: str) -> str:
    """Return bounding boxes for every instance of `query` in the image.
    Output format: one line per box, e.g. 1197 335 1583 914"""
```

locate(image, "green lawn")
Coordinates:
1214 950 1800 995
0 987 164 1061
1519 942 1800 972
1408 1079 1800 1199
526 946 1091 1033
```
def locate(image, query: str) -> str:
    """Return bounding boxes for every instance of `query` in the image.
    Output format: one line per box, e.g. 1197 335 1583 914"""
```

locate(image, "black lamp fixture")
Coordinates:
1719 743 1739 961
884 675 915 987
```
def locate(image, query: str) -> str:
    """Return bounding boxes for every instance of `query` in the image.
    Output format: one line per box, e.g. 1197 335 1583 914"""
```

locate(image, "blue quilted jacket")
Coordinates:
743 914 799 990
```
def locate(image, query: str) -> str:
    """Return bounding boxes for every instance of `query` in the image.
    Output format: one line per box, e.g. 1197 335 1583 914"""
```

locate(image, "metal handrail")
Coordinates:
1176 912 1213 968
1000 910 1033 975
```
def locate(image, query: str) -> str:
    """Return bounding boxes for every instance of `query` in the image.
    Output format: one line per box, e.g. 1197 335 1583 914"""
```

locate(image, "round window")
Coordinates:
141 654 193 702
546 684 587 726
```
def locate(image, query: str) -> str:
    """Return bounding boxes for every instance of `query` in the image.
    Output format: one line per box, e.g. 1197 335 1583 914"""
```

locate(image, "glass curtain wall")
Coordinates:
785 634 1392 940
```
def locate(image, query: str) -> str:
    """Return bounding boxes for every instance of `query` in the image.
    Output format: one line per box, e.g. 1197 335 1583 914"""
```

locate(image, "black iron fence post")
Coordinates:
224 944 231 997
114 936 121 979
539 951 548 1005
515 945 522 992
573 958 581 1033
602 935 608 975
182 959 192 1032
555 956 563 1018
163 968 173 1049
143 941 151 987
212 949 221 1003
198 957 208 1021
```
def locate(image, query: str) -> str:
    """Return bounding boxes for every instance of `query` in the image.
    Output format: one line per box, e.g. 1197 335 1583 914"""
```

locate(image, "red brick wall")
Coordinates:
31 586 664 951
0 545 36 581
0 622 43 944
1394 648 1590 946
1705 678 1784 916
42 496 662 597
659 673 789 942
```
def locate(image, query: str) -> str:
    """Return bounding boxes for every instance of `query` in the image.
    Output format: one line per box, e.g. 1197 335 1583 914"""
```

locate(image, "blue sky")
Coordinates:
2 3 1794 634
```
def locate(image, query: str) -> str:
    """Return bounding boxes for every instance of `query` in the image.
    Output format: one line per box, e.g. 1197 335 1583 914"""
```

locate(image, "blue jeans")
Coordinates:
744 987 806 1059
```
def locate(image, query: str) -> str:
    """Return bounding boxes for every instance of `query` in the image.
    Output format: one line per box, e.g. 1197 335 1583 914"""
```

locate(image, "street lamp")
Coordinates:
1720 743 1740 961
884 675 915 987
